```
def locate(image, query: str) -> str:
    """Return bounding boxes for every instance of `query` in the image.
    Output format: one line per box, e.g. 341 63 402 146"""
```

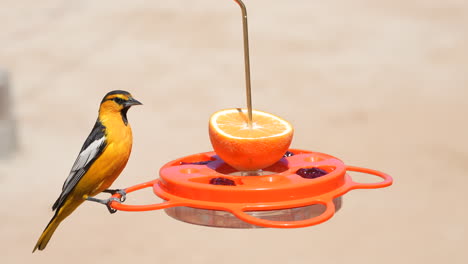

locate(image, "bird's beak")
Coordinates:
124 98 142 107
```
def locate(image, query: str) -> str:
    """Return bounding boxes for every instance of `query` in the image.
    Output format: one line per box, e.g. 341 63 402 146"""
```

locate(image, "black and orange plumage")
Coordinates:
33 90 141 252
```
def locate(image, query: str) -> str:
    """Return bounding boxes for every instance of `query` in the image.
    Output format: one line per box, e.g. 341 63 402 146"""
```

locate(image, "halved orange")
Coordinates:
209 108 294 171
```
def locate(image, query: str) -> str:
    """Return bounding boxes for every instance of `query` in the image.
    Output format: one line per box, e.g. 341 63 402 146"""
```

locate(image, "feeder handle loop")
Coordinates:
346 165 393 190
230 199 336 228
109 179 181 212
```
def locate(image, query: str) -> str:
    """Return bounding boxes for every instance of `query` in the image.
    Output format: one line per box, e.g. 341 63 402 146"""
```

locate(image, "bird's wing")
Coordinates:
52 120 107 211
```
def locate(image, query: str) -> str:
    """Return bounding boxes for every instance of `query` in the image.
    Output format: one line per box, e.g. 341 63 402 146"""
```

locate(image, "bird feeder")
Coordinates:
110 149 391 228
108 0 393 228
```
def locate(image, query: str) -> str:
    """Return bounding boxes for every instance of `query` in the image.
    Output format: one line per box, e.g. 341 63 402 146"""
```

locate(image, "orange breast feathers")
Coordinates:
74 114 133 197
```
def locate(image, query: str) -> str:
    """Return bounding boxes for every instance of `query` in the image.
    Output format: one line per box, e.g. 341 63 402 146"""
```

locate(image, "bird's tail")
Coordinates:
33 211 61 252
33 200 81 252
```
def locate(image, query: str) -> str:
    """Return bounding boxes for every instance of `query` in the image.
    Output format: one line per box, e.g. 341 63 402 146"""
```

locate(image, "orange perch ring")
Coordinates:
110 149 392 228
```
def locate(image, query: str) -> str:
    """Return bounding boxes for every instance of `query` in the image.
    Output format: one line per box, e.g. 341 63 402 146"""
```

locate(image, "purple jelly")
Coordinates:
209 177 236 186
296 167 328 179
180 160 212 165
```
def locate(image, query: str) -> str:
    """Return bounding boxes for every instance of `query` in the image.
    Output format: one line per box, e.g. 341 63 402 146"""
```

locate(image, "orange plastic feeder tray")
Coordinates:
109 149 392 228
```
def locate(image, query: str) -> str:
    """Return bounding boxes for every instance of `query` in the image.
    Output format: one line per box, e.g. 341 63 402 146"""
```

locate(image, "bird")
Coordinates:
33 90 142 252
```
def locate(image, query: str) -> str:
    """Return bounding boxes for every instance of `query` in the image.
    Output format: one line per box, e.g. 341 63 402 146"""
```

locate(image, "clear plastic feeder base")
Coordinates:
164 197 342 228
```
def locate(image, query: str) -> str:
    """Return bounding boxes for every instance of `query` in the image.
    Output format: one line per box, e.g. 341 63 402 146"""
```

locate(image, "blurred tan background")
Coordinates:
1 0 467 263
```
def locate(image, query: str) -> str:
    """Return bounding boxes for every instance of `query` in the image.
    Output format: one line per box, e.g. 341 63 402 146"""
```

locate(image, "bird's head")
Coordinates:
99 90 142 124
100 90 142 112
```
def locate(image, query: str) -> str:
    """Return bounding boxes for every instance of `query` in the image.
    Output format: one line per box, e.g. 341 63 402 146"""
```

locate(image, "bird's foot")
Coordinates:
102 189 127 202
105 198 120 214
86 197 121 214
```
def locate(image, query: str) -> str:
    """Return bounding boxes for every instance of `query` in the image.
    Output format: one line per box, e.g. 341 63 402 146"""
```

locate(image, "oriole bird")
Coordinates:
33 90 142 252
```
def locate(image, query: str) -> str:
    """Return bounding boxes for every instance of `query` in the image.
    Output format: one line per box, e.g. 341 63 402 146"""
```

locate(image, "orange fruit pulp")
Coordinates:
209 108 294 171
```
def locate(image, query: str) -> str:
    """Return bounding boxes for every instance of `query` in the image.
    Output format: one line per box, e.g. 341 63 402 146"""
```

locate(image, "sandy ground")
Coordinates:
1 0 467 263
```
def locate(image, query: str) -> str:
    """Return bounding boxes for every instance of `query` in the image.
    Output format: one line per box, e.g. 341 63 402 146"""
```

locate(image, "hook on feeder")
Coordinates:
233 0 253 128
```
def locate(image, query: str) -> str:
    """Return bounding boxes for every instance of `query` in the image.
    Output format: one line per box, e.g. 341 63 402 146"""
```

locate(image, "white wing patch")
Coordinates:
62 136 107 190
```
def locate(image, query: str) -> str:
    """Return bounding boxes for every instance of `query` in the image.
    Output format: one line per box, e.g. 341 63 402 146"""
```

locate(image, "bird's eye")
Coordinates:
113 97 125 104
